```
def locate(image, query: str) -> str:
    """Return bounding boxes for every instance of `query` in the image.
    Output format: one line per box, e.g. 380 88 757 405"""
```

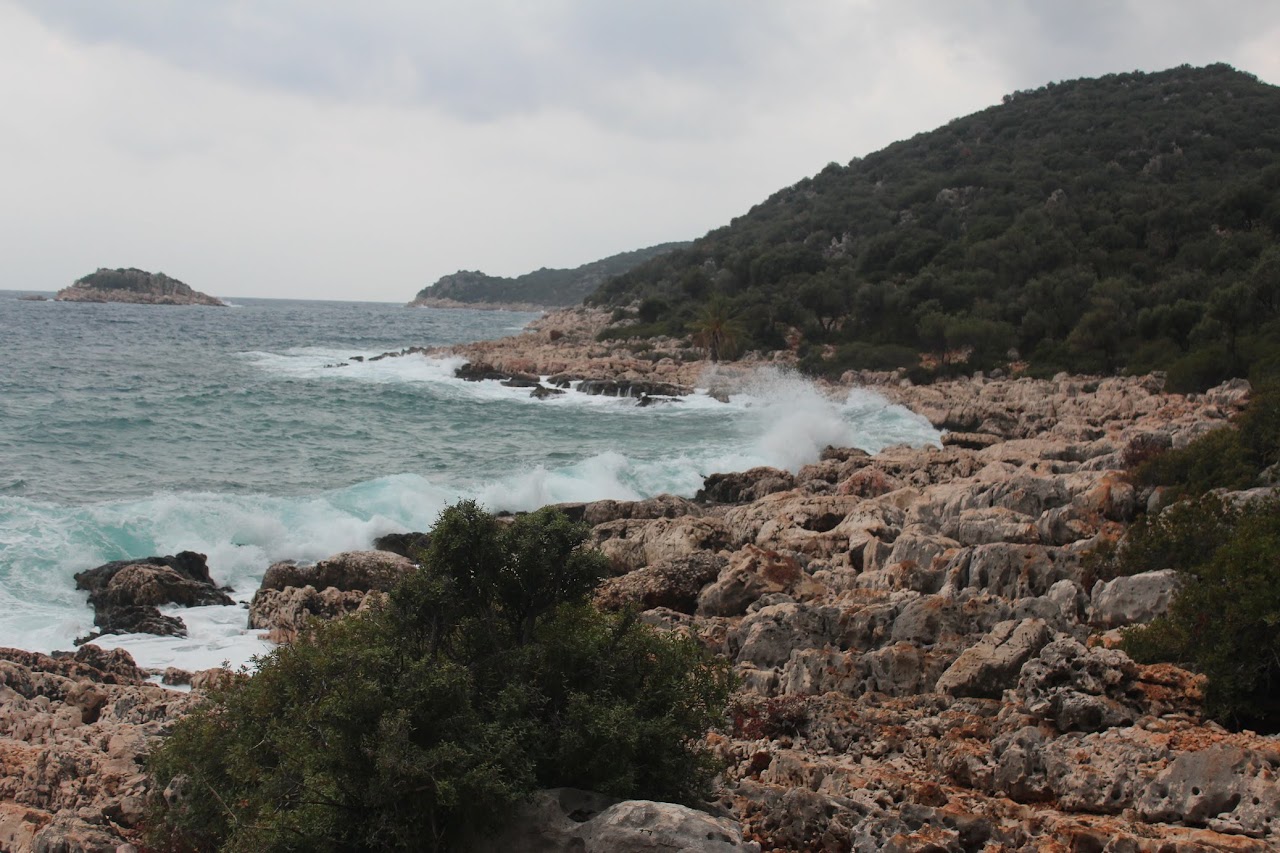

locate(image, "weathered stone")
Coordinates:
1137 746 1280 837
935 618 1053 699
258 550 415 593
696 546 821 617
698 468 796 504
1089 569 1179 629
595 553 726 614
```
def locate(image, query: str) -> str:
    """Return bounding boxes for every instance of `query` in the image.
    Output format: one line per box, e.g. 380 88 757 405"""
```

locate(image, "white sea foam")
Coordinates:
0 366 937 672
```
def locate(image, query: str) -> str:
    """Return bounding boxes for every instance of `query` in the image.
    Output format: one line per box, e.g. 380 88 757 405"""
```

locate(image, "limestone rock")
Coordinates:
1089 569 1179 629
697 467 796 504
1137 746 1280 837
258 550 415 593
696 546 823 617
595 553 726 614
462 788 758 853
935 618 1053 699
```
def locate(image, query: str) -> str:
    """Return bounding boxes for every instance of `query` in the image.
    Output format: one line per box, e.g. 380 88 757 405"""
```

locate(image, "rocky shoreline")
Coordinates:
3 308 1277 851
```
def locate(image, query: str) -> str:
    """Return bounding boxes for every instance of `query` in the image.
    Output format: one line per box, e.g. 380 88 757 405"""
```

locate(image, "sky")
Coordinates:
2 2 1278 302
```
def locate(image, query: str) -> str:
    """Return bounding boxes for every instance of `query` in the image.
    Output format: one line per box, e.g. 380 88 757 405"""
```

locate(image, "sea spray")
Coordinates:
0 299 938 671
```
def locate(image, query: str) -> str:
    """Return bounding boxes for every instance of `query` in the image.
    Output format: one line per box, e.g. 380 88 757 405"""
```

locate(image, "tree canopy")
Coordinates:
147 503 733 852
586 64 1280 389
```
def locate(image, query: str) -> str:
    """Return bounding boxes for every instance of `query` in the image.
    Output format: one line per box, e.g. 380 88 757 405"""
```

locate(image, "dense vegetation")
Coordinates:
1105 385 1280 730
587 64 1280 390
75 267 193 294
411 242 689 307
147 503 732 852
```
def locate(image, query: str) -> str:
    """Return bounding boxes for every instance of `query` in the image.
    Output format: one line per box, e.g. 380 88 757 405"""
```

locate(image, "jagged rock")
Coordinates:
0 647 193 851
1016 638 1145 732
73 552 233 640
556 494 703 526
248 585 371 644
590 516 730 573
935 618 1053 699
530 384 565 399
697 546 822 617
595 553 727 614
454 361 513 381
731 603 846 668
991 726 1053 803
1041 728 1169 814
697 468 796 504
576 379 691 399
1089 569 1179 629
258 550 415 593
1137 746 1280 836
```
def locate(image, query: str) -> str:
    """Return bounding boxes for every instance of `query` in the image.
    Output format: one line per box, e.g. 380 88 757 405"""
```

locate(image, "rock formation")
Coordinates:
248 550 416 643
0 645 200 851
74 551 234 642
55 268 225 306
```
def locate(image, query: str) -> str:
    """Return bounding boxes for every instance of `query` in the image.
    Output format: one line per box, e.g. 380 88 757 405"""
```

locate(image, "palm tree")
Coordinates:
690 297 742 362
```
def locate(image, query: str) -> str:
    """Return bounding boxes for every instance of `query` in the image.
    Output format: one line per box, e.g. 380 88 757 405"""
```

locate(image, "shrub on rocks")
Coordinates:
1122 496 1280 730
147 502 733 852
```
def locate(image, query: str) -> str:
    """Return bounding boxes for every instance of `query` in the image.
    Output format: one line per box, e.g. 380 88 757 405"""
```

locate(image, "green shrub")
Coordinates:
147 503 733 852
1122 498 1280 730
1131 382 1279 498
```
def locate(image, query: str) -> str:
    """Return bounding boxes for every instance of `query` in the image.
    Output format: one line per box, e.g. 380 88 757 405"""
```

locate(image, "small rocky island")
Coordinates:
55 267 225 306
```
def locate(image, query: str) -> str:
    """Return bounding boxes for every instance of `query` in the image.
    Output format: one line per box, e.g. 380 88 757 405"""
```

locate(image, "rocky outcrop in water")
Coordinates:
74 551 234 642
55 268 225 306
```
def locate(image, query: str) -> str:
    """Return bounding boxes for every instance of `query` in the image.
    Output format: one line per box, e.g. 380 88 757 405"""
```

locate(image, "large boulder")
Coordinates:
73 551 234 640
934 618 1053 699
698 468 796 504
249 550 415 643
1137 746 1280 836
595 553 726 614
258 550 415 593
1088 569 1179 629
697 546 823 617
462 788 757 852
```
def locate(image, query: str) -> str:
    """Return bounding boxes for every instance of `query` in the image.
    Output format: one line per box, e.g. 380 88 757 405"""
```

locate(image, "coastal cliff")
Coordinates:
55 268 225 306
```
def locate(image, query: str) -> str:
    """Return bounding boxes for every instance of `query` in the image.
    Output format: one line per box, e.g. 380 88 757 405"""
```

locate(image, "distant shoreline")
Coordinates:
407 296 552 313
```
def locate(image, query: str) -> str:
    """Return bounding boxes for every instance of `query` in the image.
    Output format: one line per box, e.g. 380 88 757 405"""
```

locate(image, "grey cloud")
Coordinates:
10 1 778 128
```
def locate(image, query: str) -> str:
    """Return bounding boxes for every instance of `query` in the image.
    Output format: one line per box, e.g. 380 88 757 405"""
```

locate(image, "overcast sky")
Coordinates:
2 2 1278 302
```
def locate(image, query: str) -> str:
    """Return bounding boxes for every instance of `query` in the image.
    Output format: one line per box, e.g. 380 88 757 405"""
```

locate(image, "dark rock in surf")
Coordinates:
73 551 233 640
372 531 432 559
531 384 566 399
697 467 797 504
577 379 691 398
455 361 513 382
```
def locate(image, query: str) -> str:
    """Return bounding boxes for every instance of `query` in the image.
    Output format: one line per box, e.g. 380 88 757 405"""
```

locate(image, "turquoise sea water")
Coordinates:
0 293 939 670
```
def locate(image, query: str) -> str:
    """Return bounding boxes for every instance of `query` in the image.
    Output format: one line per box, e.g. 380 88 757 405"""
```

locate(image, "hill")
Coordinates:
56 268 225 306
587 64 1280 391
409 242 689 308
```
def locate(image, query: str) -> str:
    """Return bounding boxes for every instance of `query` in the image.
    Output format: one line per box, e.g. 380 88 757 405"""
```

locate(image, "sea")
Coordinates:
0 293 939 674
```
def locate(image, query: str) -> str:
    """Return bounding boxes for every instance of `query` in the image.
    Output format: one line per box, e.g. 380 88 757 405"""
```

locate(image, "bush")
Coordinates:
1122 497 1280 730
147 503 733 852
1131 382 1279 498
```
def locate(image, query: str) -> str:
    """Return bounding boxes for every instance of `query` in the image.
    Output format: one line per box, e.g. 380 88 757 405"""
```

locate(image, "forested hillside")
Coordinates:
588 64 1280 390
411 242 688 307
